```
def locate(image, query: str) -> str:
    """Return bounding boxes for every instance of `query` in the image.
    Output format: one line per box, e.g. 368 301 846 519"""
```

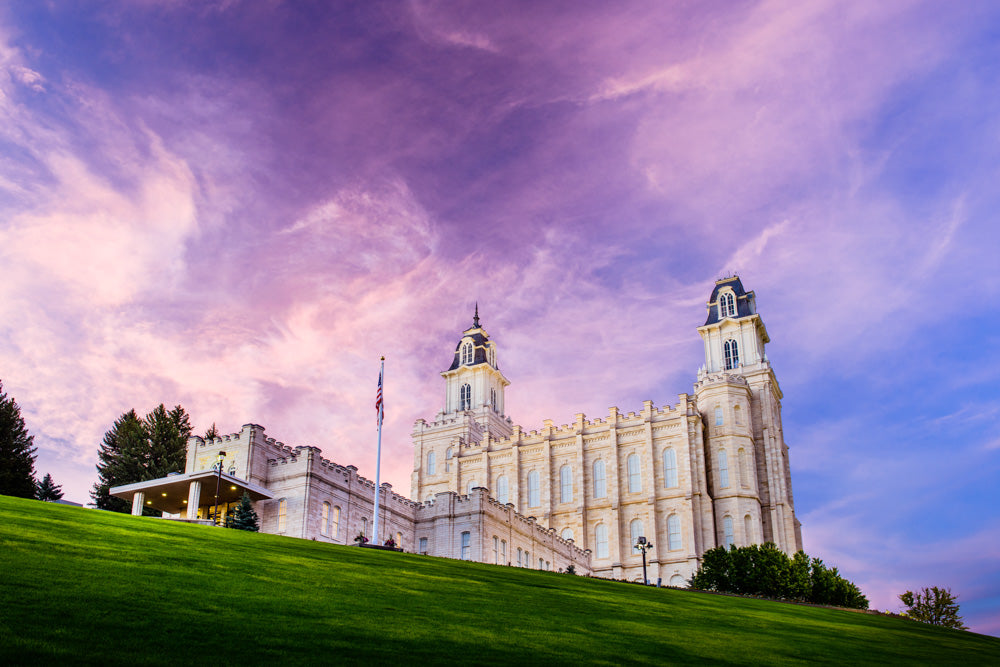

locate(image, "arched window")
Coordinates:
630 518 644 553
627 454 641 493
593 459 607 498
331 505 341 539
718 449 730 488
724 339 739 370
501 539 506 563
744 514 754 545
419 537 428 554
670 574 686 587
723 516 735 548
490 388 497 410
396 532 403 548
460 383 472 410
527 470 540 507
715 406 724 426
668 514 682 551
561 528 574 541
734 404 742 425
461 342 473 365
320 501 330 536
278 499 287 532
427 450 436 475
445 446 453 472
559 465 573 503
466 480 476 495
595 524 609 559
361 516 368 539
720 292 735 318
460 531 471 560
493 536 499 564
517 547 523 567
496 475 509 505
663 448 678 488
524 550 530 567
738 448 750 488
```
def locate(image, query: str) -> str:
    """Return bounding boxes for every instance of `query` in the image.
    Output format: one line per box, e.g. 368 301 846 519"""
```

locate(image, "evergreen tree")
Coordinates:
35 473 63 501
0 381 37 498
228 492 259 532
204 423 219 440
90 405 192 513
900 587 967 630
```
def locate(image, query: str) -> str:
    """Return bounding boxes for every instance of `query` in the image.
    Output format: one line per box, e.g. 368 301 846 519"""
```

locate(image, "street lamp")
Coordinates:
213 451 226 526
635 535 654 585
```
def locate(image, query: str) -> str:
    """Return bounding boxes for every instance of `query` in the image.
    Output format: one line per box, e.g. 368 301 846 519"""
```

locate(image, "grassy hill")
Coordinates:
1 496 997 666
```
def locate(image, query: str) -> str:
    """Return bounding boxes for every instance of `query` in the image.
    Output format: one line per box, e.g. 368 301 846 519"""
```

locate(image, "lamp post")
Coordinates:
213 451 226 526
635 535 654 585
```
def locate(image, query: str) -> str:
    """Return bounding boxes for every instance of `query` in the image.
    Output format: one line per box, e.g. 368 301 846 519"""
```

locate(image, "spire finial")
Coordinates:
473 302 480 328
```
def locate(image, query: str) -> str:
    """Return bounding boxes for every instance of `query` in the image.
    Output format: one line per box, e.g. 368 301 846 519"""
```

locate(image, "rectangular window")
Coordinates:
715 406 724 426
528 471 540 507
419 537 428 554
493 536 499 564
461 531 471 560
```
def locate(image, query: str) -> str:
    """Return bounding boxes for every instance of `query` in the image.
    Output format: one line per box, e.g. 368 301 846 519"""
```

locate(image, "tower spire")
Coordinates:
473 302 480 328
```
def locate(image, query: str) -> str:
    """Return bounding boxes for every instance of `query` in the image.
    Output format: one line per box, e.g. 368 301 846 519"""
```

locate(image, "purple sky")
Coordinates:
1 1 998 634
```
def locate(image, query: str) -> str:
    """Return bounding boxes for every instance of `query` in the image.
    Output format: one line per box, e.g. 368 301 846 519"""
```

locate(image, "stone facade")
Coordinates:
412 276 803 584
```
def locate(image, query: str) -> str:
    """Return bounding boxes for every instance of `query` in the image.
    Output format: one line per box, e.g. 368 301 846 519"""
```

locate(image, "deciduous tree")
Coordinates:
0 381 37 498
900 587 967 630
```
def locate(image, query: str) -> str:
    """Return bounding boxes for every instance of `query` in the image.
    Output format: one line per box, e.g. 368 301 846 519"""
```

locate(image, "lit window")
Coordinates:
718 449 730 488
321 501 330 536
630 519 644 554
720 292 736 318
445 446 453 472
627 454 641 493
663 448 678 488
561 528 574 541
419 537 428 554
723 516 735 548
496 475 509 504
738 448 750 488
460 383 472 410
724 339 739 370
528 470 540 507
461 342 474 365
744 514 754 545
427 451 436 475
593 459 607 498
331 506 340 539
559 465 573 503
461 531 471 560
595 524 609 559
668 514 681 551
715 406 723 426
278 499 287 532
396 532 403 548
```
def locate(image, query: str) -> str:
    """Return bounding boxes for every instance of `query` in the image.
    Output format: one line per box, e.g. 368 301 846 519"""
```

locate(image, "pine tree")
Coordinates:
0 381 37 498
900 587 968 630
204 423 219 440
228 492 259 532
90 405 191 513
35 473 63 501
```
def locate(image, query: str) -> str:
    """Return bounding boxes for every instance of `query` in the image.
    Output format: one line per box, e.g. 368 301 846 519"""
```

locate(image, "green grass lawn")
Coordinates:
1 496 997 665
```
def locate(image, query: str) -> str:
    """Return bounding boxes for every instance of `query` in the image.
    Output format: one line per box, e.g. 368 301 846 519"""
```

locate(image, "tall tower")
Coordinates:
694 276 803 554
411 306 513 501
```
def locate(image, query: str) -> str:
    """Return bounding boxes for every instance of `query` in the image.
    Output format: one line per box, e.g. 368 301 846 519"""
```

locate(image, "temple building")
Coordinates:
111 275 801 584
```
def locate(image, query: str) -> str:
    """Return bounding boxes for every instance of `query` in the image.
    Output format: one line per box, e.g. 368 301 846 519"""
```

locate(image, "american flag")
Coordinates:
375 369 383 422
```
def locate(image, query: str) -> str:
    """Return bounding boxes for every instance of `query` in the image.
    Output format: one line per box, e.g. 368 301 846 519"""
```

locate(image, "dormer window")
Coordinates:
724 339 739 370
461 341 474 365
719 291 736 318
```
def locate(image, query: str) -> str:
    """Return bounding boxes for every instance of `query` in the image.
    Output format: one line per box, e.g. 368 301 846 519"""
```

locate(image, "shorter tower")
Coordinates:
411 307 513 501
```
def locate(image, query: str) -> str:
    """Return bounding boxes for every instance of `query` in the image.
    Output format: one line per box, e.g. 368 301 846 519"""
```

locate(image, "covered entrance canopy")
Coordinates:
110 470 273 518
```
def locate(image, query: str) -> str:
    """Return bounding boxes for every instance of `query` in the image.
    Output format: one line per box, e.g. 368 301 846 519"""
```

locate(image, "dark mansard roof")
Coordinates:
703 275 758 326
446 305 498 371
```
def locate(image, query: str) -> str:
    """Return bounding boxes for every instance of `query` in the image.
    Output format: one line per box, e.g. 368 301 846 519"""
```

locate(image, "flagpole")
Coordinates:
372 356 385 545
